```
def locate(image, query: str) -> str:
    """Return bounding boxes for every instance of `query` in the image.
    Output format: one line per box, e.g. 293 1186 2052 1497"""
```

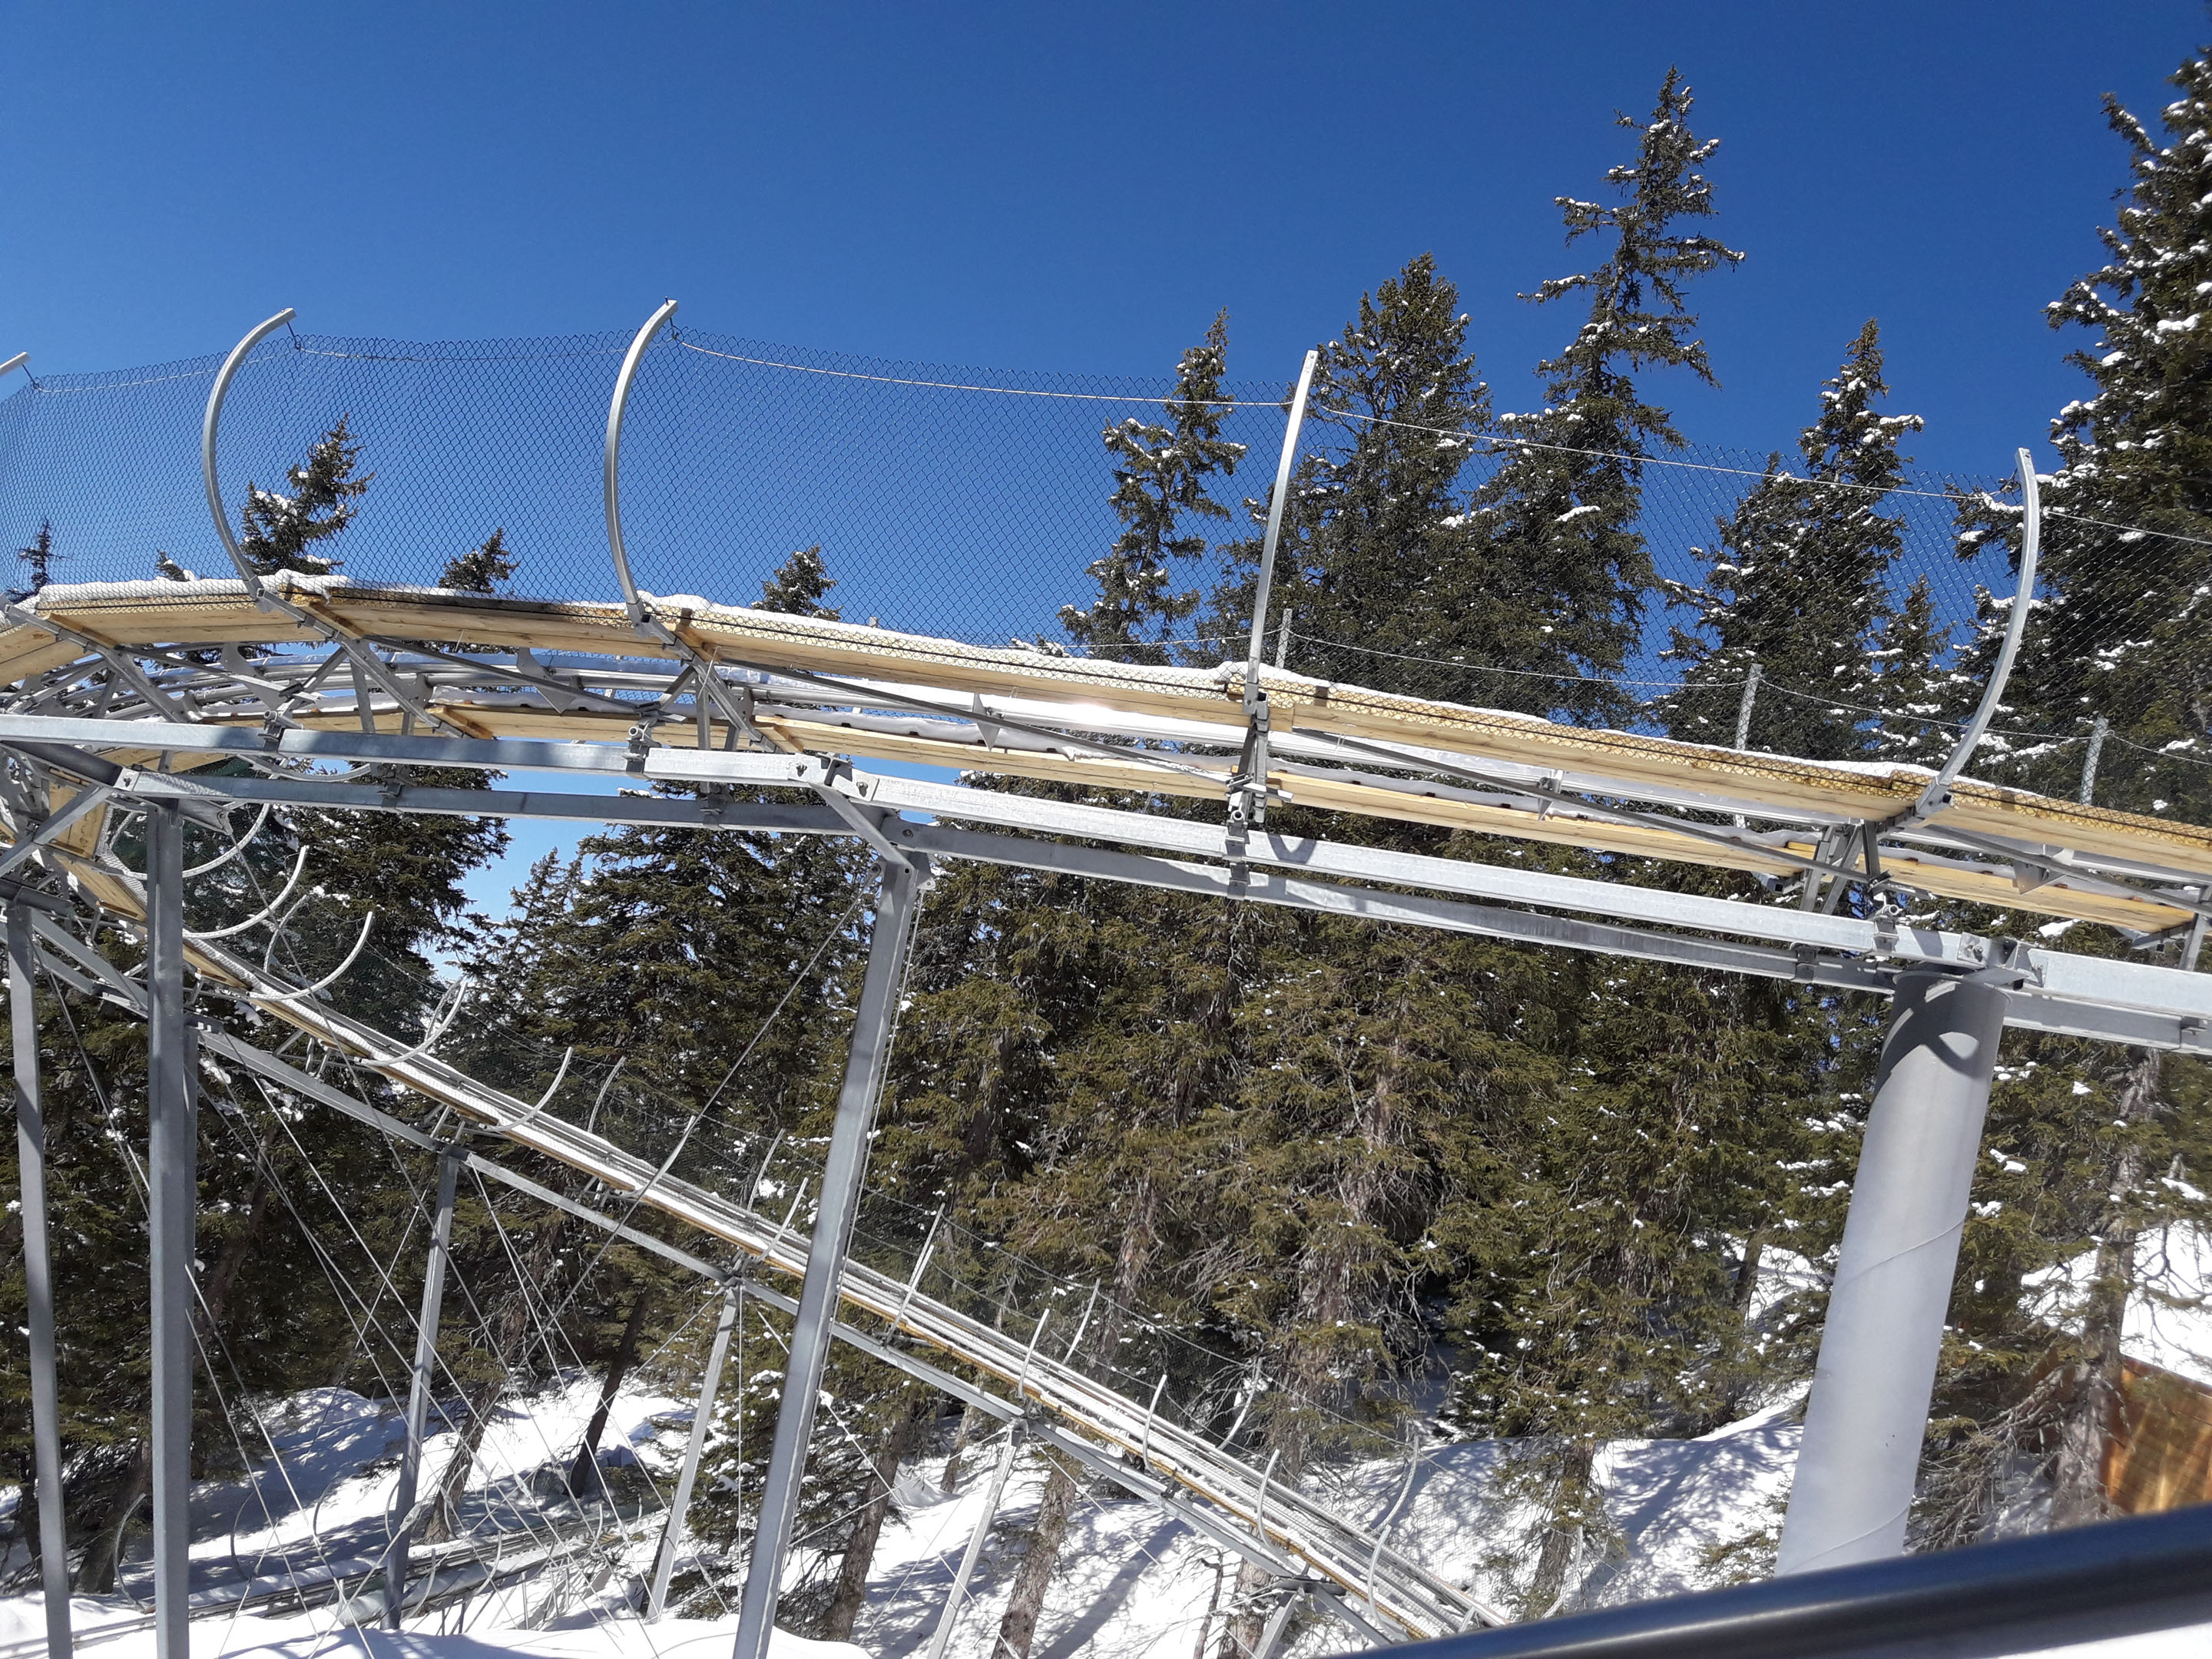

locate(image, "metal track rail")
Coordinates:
29 909 1492 1642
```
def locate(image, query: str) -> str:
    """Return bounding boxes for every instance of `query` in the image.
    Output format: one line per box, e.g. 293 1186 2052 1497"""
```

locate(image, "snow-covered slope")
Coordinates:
4 1376 2207 1659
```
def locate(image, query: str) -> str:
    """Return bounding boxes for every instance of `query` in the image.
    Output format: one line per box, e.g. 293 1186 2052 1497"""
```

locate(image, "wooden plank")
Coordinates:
7 576 2210 896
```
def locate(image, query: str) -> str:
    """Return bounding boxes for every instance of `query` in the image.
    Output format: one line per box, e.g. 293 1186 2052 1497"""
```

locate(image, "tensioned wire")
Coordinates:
247 895 1445 1521
40 968 363 1634
212 846 679 1621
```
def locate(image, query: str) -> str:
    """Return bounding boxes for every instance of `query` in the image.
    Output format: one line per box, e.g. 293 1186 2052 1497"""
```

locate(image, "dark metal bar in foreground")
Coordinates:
1370 1502 2212 1659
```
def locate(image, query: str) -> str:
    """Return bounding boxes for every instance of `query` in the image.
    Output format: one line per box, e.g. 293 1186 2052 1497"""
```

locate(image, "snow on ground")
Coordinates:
5 1377 2210 1657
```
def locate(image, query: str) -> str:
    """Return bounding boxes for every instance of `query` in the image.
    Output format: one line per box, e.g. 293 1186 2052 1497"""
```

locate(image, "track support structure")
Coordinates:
145 804 194 1659
1777 968 2008 1574
733 855 926 1659
648 1279 743 1620
380 1141 465 1628
926 1427 1022 1659
10 902 71 1659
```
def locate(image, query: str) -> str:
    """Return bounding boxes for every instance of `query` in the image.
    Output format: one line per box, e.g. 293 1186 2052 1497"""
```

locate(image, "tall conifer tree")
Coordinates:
1467 69 1742 724
1657 320 1923 760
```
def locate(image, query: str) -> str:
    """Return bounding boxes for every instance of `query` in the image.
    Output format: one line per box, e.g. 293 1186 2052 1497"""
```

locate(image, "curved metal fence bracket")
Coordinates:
1900 448 2043 825
201 310 296 602
605 299 679 634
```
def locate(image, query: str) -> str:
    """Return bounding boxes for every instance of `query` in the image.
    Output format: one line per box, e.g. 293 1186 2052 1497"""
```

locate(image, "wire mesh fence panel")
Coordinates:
12 322 2210 828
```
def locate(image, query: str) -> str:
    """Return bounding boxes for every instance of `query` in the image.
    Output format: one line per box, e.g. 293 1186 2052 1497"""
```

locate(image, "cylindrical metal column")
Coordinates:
733 857 923 1659
380 1144 463 1629
1777 968 2008 1575
648 1281 743 1620
145 805 194 1659
10 904 71 1659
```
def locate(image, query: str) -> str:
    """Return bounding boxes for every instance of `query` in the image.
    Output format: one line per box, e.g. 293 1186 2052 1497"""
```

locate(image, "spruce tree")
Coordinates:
439 527 518 592
236 416 371 577
15 520 56 592
1062 312 1244 665
1657 321 1923 760
756 544 839 618
1466 68 1743 725
1925 45 2212 1538
1233 254 1492 699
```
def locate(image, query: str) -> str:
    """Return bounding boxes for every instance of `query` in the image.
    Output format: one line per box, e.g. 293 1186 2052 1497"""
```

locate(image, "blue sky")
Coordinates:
5 1 2206 910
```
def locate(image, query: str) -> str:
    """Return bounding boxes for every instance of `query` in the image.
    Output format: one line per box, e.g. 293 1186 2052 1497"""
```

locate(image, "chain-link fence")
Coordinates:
4 323 2209 819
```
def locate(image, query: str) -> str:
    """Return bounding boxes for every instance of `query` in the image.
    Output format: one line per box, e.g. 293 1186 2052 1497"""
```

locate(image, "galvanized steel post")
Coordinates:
201 310 296 601
145 804 195 1659
9 902 71 1659
925 1429 1020 1659
1777 968 2008 1574
380 1142 464 1628
649 1280 743 1620
732 856 926 1659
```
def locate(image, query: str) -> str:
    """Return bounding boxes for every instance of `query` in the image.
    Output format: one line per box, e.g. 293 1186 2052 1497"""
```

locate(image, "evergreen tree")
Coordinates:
1062 312 1244 665
1466 69 1743 724
440 527 518 592
236 416 371 577
1925 46 2212 1538
2013 45 2212 823
1224 254 1492 699
1657 321 1924 760
15 520 57 592
757 544 839 619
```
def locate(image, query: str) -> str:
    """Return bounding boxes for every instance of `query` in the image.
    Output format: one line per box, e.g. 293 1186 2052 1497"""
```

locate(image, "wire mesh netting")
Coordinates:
2 323 2210 820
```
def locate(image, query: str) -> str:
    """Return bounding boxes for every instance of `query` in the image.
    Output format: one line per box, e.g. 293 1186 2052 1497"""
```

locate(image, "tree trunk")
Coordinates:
197 1172 273 1340
818 1395 929 1641
1218 1558 1273 1658
2051 1048 2164 1525
1191 1553 1225 1659
568 1289 651 1495
995 1452 1080 1659
1526 1440 1598 1618
939 1401 980 1494
77 1448 148 1594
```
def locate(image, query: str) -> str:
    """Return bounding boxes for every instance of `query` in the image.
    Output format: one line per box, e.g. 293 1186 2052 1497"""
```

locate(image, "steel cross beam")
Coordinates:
51 719 2207 1049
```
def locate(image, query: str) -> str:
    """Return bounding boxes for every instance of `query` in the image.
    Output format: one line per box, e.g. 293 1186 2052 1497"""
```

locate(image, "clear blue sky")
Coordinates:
5 0 2205 910
5 2 2206 473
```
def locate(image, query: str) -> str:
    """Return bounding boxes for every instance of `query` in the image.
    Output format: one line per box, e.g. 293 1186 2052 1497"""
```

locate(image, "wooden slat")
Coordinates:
4 577 2207 925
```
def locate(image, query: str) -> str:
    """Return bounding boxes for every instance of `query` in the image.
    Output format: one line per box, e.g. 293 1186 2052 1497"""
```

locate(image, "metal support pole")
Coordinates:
1904 449 2042 823
606 299 680 629
201 310 296 601
732 856 926 1659
1777 968 2008 1575
9 903 70 1659
648 1280 743 1620
144 804 194 1659
925 1429 1020 1659
1229 350 1320 839
1245 351 1321 673
1251 1588 1304 1659
380 1142 463 1629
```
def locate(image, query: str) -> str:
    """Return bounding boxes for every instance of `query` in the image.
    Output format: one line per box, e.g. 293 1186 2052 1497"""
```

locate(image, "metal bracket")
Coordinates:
1894 448 2044 829
203 309 296 606
605 299 680 635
